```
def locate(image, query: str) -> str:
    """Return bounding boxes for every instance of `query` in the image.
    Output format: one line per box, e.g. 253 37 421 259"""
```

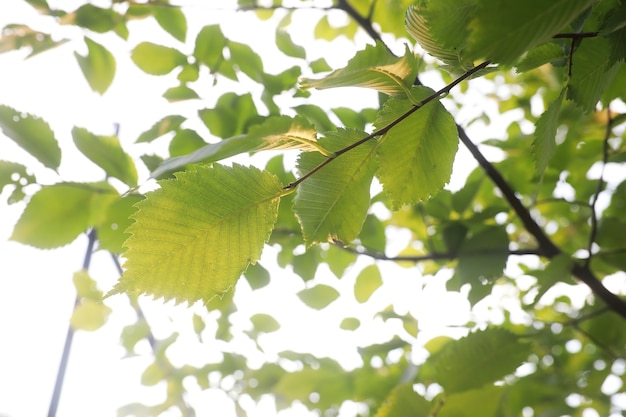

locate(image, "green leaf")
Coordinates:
163 84 199 102
292 247 321 281
466 0 595 65
354 264 383 303
297 284 340 310
152 5 187 42
169 129 206 157
375 87 458 209
455 226 509 304
374 383 430 417
71 4 119 33
419 328 530 393
325 244 357 278
72 127 138 186
359 214 386 252
0 161 35 196
276 29 306 59
153 116 318 178
136 115 185 143
228 40 264 82
340 317 360 331
244 262 271 290
295 129 377 246
515 43 567 73
250 313 280 333
301 42 418 98
405 1 473 70
567 37 623 112
438 385 504 417
97 194 144 254
110 164 284 304
532 88 565 176
11 182 118 248
71 299 112 331
74 37 116 94
193 25 226 70
131 42 187 75
199 92 262 138
0 105 61 170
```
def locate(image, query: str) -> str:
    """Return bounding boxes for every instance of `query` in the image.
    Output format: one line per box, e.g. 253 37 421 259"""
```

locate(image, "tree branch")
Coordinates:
335 0 389 53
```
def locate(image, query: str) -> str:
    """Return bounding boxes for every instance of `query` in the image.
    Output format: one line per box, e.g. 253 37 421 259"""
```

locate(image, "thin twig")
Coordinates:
553 32 599 39
585 107 612 267
48 229 97 417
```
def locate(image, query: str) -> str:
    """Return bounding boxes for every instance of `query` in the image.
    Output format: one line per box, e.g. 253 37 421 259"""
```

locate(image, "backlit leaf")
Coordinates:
0 105 61 170
70 299 112 331
375 87 458 209
136 115 185 143
153 5 187 42
276 29 306 59
340 317 360 331
354 264 383 303
193 24 226 70
72 127 138 186
131 42 187 75
295 129 377 246
111 164 284 305
419 328 530 393
97 194 144 254
297 284 340 310
466 0 595 65
74 37 116 94
0 161 35 198
532 88 565 176
152 116 318 178
11 182 118 248
374 383 430 417
244 262 271 290
250 313 280 333
301 42 418 98
199 92 262 138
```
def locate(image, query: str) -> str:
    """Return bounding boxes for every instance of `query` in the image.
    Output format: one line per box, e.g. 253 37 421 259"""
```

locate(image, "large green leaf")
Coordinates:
153 116 319 177
110 164 284 304
466 0 595 65
567 37 623 112
72 127 138 186
419 328 531 393
131 42 187 75
301 42 418 98
0 105 61 170
11 182 118 248
375 87 458 209
295 129 377 246
532 88 565 176
74 37 116 94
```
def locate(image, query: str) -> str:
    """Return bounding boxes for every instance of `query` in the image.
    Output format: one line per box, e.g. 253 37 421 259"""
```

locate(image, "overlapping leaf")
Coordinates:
295 129 377 246
111 164 284 304
374 383 430 417
152 116 319 178
532 89 565 176
375 87 458 209
300 42 418 98
419 328 531 393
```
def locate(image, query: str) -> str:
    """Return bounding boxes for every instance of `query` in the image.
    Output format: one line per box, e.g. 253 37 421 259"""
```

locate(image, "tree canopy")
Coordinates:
1 0 626 416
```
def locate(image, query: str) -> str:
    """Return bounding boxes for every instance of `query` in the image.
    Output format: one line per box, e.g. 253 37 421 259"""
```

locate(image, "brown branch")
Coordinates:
552 32 599 39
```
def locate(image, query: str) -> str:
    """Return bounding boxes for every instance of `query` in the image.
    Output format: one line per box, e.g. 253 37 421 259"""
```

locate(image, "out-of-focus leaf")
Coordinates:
340 317 360 331
97 194 144 253
152 5 187 42
250 313 280 333
74 37 116 94
131 42 187 75
297 284 340 310
136 115 185 143
0 24 69 57
244 263 271 290
354 264 383 303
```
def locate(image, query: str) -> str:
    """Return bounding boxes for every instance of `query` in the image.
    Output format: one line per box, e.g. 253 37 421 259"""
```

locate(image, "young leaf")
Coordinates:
354 264 383 303
11 182 118 248
136 115 185 143
0 105 61 170
74 37 116 94
301 42 418 98
466 0 595 65
110 164 284 305
152 116 319 178
532 88 565 176
419 328 530 393
375 87 458 209
152 5 187 42
297 284 340 310
131 42 187 75
295 129 377 246
72 127 138 186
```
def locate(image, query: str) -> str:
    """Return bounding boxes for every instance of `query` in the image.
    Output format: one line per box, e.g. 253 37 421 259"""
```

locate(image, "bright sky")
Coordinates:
1 1 607 417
